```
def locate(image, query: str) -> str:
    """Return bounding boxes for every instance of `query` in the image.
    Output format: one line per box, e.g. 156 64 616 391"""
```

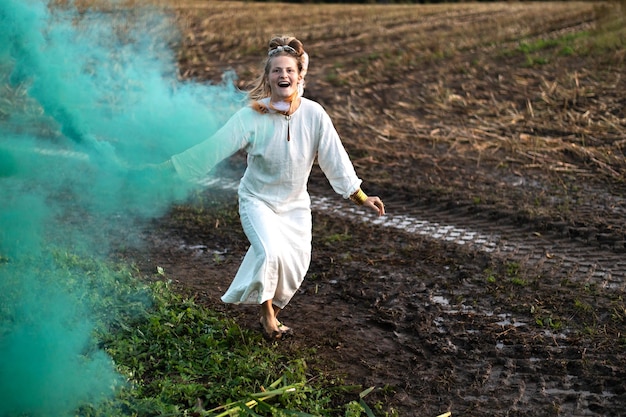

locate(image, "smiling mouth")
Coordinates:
278 81 291 87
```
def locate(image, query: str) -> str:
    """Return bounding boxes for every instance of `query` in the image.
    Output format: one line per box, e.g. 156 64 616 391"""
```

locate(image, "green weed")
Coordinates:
574 298 594 314
535 316 562 331
510 277 528 286
324 232 352 244
484 267 496 284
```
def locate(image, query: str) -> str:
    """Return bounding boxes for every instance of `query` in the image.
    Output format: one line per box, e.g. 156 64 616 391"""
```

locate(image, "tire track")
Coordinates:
204 176 626 290
314 195 626 290
193 177 626 416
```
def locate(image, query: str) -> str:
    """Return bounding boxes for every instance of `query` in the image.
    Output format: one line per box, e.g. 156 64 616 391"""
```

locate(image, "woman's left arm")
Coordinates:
314 109 385 217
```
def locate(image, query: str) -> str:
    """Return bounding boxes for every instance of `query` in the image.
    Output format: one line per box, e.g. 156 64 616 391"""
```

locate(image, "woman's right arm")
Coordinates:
170 110 251 183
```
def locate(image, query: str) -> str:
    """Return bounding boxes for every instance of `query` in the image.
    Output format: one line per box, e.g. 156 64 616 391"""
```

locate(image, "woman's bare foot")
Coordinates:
259 316 281 340
270 305 292 336
260 301 281 340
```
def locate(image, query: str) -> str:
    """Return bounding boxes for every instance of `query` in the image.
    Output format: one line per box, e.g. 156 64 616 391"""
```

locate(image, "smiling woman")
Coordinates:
164 35 385 341
249 36 307 116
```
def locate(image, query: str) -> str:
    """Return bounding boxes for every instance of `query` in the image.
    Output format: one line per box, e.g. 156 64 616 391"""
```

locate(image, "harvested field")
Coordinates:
121 1 626 416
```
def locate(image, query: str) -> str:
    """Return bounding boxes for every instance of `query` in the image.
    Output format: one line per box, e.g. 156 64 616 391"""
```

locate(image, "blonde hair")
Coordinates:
248 35 307 105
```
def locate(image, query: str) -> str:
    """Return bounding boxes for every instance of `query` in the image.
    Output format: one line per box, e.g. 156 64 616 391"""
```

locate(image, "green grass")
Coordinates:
502 5 625 67
88 265 374 417
0 250 380 416
92 277 332 416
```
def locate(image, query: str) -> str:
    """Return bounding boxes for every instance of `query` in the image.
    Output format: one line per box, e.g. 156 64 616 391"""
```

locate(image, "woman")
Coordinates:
168 35 385 340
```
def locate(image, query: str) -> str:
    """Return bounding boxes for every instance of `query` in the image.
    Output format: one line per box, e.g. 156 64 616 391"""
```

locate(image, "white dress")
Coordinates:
171 98 362 308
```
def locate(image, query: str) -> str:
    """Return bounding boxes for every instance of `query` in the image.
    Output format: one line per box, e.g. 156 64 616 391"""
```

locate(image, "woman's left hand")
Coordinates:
364 196 385 217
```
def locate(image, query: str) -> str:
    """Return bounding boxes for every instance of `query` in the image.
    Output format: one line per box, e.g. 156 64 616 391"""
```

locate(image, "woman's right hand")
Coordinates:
364 196 385 217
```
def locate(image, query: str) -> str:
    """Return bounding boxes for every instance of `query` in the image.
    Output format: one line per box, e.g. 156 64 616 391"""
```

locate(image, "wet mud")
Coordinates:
125 3 626 416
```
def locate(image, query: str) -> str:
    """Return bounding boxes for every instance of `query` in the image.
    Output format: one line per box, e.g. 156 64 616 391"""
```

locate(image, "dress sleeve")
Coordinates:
171 109 251 183
315 109 362 198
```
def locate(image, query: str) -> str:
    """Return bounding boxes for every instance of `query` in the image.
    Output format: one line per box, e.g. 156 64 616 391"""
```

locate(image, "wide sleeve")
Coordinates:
171 109 252 183
315 109 362 198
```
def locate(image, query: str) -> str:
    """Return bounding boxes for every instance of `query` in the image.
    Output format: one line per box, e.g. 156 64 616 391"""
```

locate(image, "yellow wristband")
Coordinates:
350 189 368 205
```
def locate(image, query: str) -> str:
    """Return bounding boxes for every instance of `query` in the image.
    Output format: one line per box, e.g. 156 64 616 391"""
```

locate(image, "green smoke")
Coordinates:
0 0 245 415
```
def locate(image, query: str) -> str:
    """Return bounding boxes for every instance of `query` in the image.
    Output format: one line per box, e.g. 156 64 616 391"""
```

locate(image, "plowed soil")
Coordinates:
128 2 626 416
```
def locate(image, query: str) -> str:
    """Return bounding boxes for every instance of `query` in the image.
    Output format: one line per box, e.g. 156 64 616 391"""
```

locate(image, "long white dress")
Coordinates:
171 98 362 308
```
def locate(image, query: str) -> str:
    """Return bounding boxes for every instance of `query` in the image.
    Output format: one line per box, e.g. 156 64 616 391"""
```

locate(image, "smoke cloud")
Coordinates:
0 0 244 415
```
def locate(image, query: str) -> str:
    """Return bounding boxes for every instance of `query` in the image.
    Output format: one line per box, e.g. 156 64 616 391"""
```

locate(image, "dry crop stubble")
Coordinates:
172 0 620 184
30 1 625 415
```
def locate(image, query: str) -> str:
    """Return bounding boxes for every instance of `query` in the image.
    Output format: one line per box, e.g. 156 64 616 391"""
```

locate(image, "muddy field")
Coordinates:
128 2 626 416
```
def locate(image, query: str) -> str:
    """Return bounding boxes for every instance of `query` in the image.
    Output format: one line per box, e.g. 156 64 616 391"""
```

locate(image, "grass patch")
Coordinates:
95 278 341 416
507 33 585 66
0 250 377 416
502 3 625 66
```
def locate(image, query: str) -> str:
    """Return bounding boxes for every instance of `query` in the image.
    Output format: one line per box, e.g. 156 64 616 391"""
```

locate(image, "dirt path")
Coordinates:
131 168 626 416
126 2 626 416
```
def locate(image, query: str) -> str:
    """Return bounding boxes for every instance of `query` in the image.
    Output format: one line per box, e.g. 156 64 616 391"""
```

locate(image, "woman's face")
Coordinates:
268 55 300 102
